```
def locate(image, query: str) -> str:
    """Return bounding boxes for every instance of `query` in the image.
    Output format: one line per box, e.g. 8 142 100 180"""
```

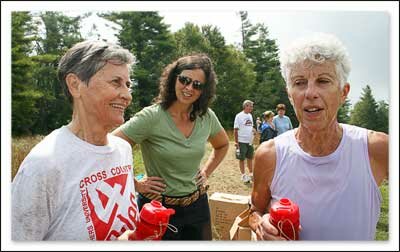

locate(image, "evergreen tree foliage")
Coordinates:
29 11 82 135
350 85 378 130
11 12 43 136
238 11 296 127
102 11 177 116
375 100 389 133
337 98 352 124
11 11 388 136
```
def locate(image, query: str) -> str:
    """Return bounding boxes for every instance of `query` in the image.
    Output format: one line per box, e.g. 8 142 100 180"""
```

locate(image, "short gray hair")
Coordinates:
279 33 351 89
57 40 136 103
242 99 254 108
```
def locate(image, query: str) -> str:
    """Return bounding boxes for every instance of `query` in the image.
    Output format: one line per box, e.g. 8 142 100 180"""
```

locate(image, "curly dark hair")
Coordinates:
153 53 217 121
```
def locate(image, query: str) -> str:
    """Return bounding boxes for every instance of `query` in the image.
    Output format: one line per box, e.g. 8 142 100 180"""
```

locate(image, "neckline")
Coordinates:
290 124 347 163
163 108 197 140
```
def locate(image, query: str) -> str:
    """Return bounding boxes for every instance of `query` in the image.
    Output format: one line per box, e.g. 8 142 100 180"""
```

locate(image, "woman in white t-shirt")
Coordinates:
12 41 139 240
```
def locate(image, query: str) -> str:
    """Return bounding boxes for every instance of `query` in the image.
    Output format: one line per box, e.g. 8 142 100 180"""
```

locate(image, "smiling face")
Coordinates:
77 62 132 130
175 68 205 106
286 60 350 132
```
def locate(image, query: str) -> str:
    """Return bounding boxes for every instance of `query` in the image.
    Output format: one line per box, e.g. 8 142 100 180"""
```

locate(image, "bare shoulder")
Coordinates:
367 130 388 185
255 139 276 160
254 140 276 180
367 130 388 156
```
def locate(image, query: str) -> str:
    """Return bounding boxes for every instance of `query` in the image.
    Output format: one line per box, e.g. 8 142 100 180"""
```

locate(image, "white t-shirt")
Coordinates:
12 126 139 240
234 111 254 143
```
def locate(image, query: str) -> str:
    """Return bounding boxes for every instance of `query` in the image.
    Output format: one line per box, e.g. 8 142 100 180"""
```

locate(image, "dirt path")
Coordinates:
205 141 255 197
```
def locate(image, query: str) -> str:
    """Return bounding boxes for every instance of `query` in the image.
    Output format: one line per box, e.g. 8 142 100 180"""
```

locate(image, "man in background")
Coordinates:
233 100 255 183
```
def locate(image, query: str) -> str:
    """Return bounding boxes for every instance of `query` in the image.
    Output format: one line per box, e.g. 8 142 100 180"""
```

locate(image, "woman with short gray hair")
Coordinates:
12 40 139 240
250 33 388 240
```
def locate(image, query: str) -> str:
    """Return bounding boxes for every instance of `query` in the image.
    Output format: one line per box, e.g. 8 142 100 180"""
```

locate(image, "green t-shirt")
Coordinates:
120 104 223 196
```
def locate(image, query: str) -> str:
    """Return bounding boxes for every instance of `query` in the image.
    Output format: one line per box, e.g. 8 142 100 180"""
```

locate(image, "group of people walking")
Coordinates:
234 102 293 183
12 32 388 241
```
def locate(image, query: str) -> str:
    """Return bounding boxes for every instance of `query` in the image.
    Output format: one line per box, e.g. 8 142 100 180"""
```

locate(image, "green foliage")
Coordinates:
337 98 352 123
11 11 388 138
350 85 388 132
238 12 296 127
375 100 389 133
30 12 82 135
211 46 256 128
11 12 42 136
103 11 177 111
375 180 389 240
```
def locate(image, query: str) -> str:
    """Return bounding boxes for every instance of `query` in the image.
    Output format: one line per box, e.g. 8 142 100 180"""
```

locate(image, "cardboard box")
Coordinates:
230 208 253 240
209 192 250 240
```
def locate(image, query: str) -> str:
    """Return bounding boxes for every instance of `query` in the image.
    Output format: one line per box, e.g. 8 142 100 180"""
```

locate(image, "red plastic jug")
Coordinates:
269 198 300 240
130 200 175 240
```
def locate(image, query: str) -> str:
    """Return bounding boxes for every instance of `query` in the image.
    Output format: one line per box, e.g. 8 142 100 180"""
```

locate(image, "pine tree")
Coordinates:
11 12 43 136
350 85 378 130
30 11 82 134
103 11 176 115
337 98 352 123
375 100 389 133
238 12 295 126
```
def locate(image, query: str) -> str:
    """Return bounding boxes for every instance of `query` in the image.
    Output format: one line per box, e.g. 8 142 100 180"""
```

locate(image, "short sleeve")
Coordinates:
207 108 223 138
12 158 56 240
233 113 239 129
119 105 157 144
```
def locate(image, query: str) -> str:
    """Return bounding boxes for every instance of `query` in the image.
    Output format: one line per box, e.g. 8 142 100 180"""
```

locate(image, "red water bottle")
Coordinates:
130 200 176 240
269 198 300 240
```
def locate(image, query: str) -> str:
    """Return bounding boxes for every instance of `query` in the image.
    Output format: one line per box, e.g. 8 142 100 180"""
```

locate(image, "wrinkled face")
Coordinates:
286 60 349 132
175 69 205 105
78 62 132 129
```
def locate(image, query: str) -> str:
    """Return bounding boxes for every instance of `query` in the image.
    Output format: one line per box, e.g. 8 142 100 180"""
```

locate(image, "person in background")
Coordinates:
12 40 138 240
233 100 256 183
259 110 277 144
112 53 229 240
272 103 293 135
249 33 388 240
256 116 262 133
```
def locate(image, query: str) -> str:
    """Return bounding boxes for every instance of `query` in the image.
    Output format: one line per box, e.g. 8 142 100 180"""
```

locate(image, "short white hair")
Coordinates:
242 99 254 108
279 33 351 89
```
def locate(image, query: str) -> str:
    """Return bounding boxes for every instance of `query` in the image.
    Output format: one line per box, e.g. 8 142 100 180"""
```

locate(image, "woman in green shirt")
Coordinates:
112 54 229 240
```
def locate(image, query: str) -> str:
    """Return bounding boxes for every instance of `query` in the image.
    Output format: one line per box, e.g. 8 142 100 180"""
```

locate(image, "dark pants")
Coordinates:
138 193 212 240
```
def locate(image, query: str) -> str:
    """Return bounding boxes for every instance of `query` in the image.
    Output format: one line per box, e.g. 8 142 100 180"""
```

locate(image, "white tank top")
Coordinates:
271 124 381 240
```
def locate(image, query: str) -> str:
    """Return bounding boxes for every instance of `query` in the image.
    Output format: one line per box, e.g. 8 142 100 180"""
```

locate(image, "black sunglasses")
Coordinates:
177 75 205 90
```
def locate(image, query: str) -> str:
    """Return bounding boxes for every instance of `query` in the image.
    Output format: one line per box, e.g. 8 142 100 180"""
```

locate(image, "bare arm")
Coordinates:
368 130 389 186
196 129 229 185
249 140 285 240
111 128 166 194
234 128 239 148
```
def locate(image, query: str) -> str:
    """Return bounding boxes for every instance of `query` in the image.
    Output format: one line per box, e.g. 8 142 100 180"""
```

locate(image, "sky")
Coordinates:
1 1 399 251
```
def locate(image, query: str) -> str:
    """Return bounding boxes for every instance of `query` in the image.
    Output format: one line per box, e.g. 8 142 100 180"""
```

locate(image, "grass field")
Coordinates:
11 133 389 240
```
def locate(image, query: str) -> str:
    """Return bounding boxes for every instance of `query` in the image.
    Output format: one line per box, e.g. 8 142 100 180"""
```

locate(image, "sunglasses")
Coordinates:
177 75 205 90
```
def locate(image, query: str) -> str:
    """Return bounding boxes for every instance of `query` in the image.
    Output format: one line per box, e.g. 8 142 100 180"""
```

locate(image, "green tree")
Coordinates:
11 12 43 136
174 22 209 56
337 98 352 123
238 12 295 126
350 85 378 130
211 46 256 128
30 11 82 135
375 100 389 133
173 22 256 129
103 11 176 116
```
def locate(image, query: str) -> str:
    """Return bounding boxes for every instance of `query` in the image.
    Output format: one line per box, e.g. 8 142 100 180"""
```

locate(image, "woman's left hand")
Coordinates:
195 170 208 187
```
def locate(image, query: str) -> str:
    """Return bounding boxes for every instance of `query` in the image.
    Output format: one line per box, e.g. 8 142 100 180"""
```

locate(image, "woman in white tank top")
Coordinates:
248 33 388 240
